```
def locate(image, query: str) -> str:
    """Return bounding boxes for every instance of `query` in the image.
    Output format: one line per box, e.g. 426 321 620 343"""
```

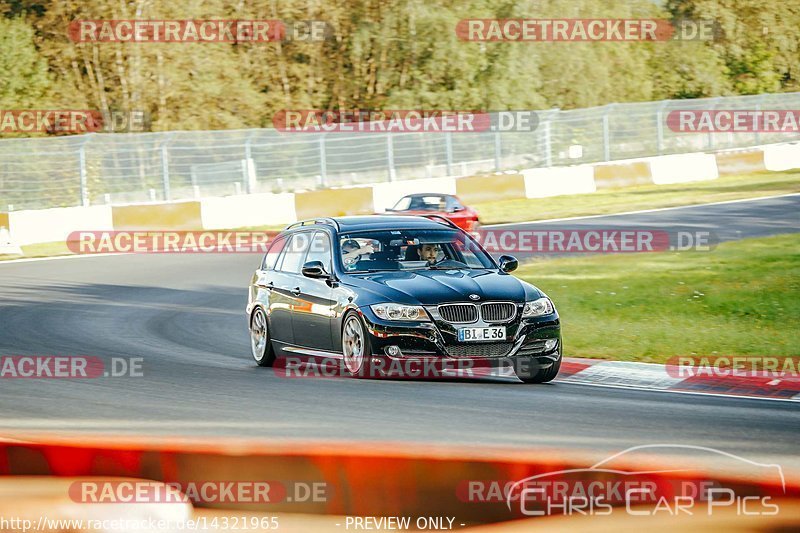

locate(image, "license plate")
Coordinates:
457 326 506 342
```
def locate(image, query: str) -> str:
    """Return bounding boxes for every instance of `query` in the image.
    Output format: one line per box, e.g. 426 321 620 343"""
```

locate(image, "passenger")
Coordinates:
341 239 374 266
419 243 441 265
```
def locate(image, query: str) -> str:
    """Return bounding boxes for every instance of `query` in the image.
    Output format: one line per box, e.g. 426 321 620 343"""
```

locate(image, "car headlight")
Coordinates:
371 304 429 321
522 297 554 317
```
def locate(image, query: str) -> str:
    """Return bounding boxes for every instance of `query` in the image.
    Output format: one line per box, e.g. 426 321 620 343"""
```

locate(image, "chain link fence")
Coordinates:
1 92 799 211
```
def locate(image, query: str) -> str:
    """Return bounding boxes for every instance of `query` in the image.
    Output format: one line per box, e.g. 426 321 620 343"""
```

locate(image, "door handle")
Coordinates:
291 286 301 296
257 281 273 290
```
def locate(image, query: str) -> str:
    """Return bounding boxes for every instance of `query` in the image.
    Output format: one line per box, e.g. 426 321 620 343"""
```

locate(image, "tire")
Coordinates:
341 311 372 378
515 356 561 384
250 307 276 367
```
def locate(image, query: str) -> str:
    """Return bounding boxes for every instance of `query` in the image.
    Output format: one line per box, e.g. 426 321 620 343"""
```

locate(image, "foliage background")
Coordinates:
0 0 798 133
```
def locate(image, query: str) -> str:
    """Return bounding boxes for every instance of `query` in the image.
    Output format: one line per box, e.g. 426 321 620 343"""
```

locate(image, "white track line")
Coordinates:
0 252 126 265
555 379 800 403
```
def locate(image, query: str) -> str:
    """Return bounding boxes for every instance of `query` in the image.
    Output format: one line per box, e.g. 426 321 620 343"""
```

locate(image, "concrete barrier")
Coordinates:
294 187 374 219
372 177 457 212
715 149 766 175
200 193 297 229
456 173 526 203
522 166 596 198
6 206 113 246
764 143 800 171
3 142 797 246
593 162 653 189
112 202 203 230
648 153 719 184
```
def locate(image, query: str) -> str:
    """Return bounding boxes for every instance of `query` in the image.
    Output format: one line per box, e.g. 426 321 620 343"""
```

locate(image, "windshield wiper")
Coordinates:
427 265 468 270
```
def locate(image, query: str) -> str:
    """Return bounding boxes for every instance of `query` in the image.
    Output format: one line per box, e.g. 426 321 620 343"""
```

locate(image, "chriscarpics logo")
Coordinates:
458 445 787 517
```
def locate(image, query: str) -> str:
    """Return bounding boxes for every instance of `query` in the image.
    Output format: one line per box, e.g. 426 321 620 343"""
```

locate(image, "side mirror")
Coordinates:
498 255 518 273
452 206 464 212
302 260 329 279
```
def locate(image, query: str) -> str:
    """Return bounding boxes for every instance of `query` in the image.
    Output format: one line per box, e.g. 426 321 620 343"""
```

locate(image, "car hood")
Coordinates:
346 269 540 306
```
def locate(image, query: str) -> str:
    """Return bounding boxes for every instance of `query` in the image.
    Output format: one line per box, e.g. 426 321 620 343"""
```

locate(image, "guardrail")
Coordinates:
2 142 798 247
1 93 799 211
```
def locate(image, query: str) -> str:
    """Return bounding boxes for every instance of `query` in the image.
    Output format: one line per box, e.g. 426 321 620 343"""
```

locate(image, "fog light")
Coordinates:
385 345 401 357
544 339 558 351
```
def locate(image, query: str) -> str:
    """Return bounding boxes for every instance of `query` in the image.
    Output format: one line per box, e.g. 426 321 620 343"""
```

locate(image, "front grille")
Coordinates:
481 302 516 322
445 342 513 358
438 304 478 323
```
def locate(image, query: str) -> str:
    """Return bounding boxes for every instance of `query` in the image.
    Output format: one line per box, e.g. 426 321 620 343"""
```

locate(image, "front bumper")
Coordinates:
357 304 561 364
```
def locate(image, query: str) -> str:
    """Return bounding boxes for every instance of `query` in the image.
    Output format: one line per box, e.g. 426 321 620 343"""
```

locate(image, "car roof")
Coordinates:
286 215 454 233
401 192 452 198
337 215 454 231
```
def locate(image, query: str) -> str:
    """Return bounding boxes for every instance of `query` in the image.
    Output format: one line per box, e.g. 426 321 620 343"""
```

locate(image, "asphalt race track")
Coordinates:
1 195 798 471
488 193 800 260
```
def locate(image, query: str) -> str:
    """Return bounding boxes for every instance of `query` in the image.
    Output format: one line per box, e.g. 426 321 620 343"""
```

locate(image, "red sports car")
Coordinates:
385 193 480 232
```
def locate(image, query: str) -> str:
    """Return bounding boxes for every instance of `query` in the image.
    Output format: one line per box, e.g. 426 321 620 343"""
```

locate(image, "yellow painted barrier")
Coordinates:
593 162 653 189
715 150 766 175
112 202 203 230
455 174 526 203
295 188 374 219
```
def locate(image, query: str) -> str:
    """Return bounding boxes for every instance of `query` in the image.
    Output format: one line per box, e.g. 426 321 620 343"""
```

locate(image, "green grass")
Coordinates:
517 233 800 363
475 170 800 225
1 241 71 260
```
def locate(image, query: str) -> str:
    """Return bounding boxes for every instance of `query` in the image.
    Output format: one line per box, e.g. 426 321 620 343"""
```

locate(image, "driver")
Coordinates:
342 239 375 267
419 243 442 265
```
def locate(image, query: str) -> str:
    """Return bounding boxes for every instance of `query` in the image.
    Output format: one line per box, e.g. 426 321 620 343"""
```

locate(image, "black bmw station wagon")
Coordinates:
247 216 561 383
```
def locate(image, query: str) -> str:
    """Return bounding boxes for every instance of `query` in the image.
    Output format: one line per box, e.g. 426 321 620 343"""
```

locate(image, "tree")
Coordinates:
0 16 52 108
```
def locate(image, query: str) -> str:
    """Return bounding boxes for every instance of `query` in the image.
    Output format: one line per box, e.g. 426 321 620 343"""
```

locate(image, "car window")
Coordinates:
340 236 381 271
393 195 446 211
277 232 312 274
392 197 412 210
412 196 446 211
262 235 287 270
339 229 494 273
304 231 333 273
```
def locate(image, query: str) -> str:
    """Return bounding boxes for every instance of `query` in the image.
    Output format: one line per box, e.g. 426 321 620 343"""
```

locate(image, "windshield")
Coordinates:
339 229 495 273
392 195 447 212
